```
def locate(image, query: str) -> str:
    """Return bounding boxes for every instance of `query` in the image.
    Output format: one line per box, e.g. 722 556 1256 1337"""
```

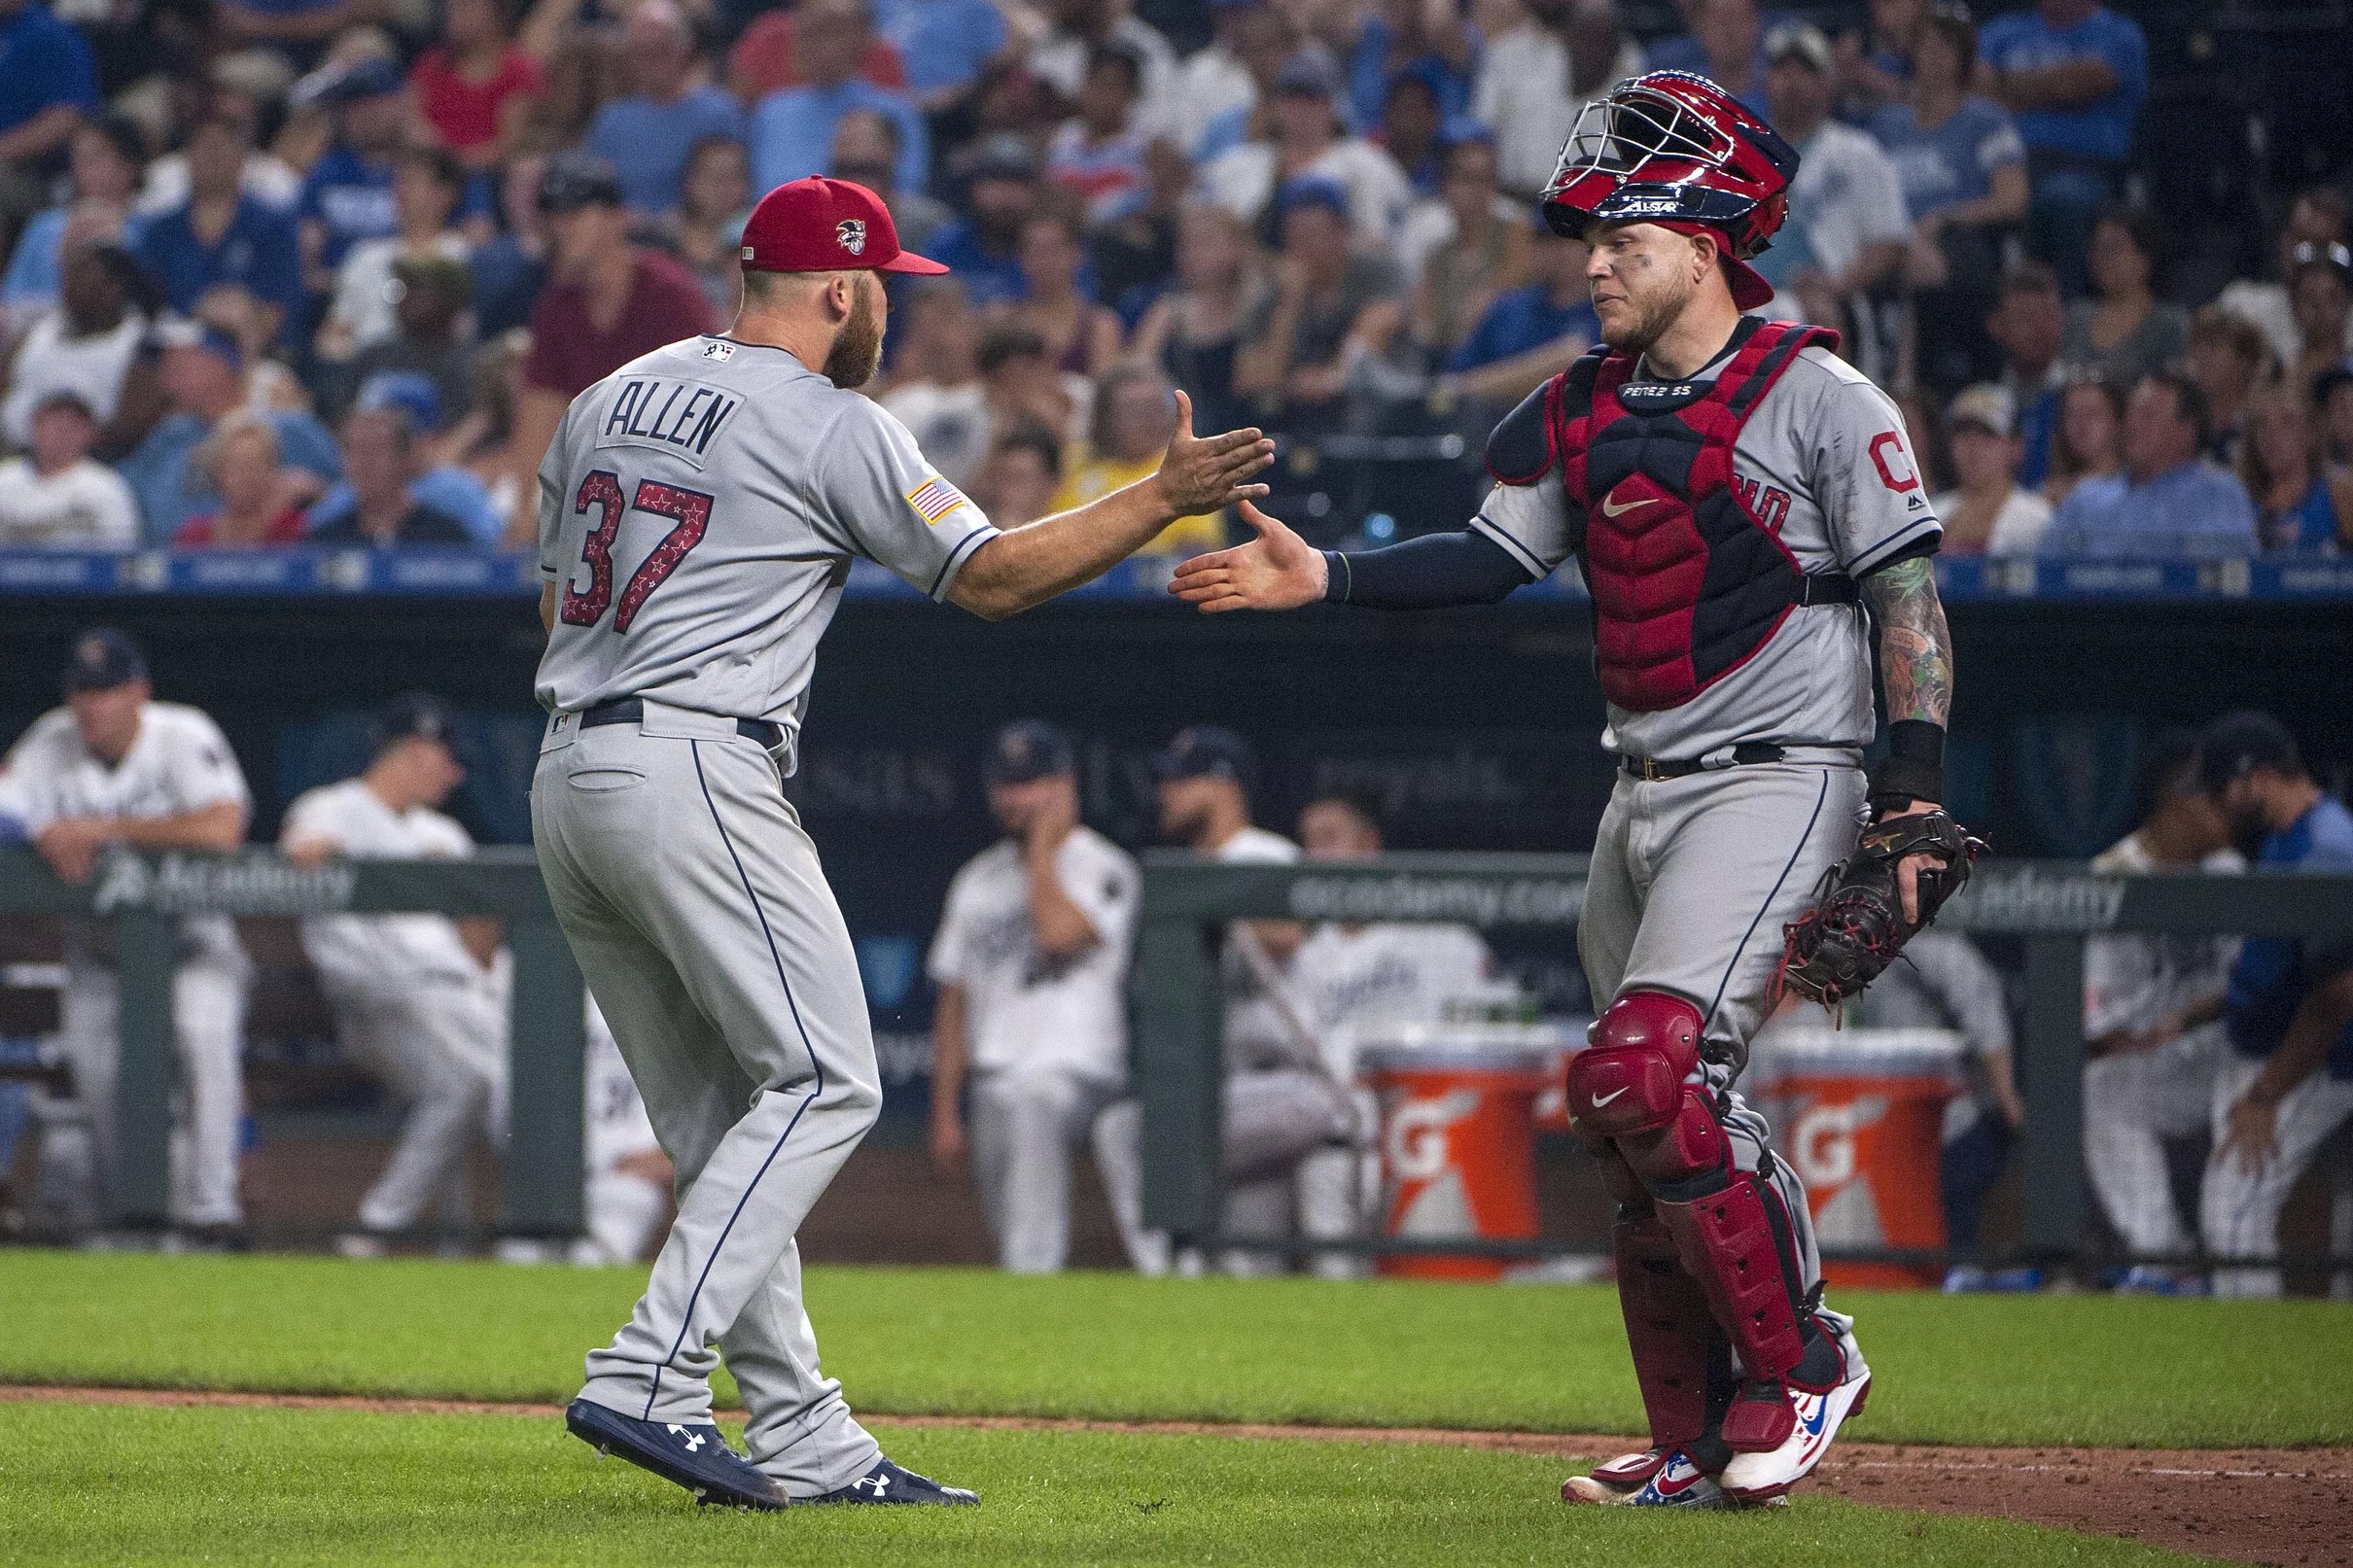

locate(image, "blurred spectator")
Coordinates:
1343 0 1478 139
1468 0 1637 201
0 392 138 547
2082 731 2241 1292
925 135 1040 307
1441 224 1596 405
409 0 546 173
747 0 925 198
727 0 906 105
133 111 303 343
1979 0 2146 296
334 369 504 541
2 239 158 455
450 330 524 528
2061 206 2185 395
117 325 338 542
1986 259 2065 489
331 258 478 428
1646 0 1792 81
1692 0 1770 115
134 79 301 220
826 109 950 255
468 150 549 338
2215 187 2352 372
0 0 97 226
968 424 1062 528
2320 367 2353 470
665 133 750 321
1928 383 2051 555
880 278 988 485
872 0 1007 113
2240 384 2351 555
1029 0 1176 141
1047 43 1150 225
1750 23 1907 342
171 412 309 547
295 57 415 292
1377 68 1447 197
1052 362 1220 555
1873 3 2025 392
2199 711 2353 1299
1199 47 1411 251
309 403 474 545
1834 0 1926 120
2038 372 2119 510
927 720 1139 1274
194 283 311 415
318 144 471 363
2184 306 2269 467
1133 200 1266 439
2043 371 2257 559
1008 203 1124 379
509 155 712 539
1 113 143 330
1232 177 1403 434
585 0 746 216
1184 0 1294 163
975 322 1081 456
2284 242 2353 404
1399 128 1528 360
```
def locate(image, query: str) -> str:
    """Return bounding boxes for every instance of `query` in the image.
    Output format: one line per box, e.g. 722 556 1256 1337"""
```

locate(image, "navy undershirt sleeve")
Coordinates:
1321 529 1538 609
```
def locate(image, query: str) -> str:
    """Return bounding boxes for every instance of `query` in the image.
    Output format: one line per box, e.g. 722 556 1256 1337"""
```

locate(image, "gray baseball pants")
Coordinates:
967 1067 1122 1273
533 704 882 1498
1578 754 1870 1297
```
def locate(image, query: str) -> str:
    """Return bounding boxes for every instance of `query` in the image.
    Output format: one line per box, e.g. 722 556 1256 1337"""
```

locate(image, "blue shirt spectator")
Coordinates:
293 58 415 273
749 79 925 199
1978 0 2145 167
2045 371 2260 558
0 0 97 153
1447 281 1598 373
586 83 745 215
299 144 400 271
1344 11 1478 138
1869 95 2025 223
117 329 341 542
2224 791 2353 1078
874 0 1005 100
134 195 304 328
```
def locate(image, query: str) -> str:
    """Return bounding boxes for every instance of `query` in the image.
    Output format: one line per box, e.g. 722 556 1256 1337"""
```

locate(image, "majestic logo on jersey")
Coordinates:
905 475 966 526
836 218 868 255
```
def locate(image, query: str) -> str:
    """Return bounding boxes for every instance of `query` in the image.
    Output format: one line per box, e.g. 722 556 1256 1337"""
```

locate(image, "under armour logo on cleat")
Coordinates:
854 1473 892 1496
667 1425 706 1452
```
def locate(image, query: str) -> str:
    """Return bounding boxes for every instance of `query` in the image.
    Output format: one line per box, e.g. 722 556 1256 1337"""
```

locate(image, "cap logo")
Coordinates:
837 218 867 256
76 636 108 672
740 245 755 261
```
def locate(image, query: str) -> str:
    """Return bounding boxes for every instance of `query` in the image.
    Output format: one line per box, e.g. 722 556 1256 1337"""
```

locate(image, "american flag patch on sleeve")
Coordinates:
905 475 967 525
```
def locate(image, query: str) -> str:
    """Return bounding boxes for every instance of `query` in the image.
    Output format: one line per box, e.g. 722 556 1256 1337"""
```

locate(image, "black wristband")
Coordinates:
1322 550 1350 603
1870 718 1946 809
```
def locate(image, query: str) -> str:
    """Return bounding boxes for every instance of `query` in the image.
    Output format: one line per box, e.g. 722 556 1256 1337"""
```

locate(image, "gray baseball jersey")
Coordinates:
536 336 1001 761
1473 343 1939 759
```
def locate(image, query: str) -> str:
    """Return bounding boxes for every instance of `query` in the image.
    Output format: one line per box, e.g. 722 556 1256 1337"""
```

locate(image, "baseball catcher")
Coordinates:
1168 70 1974 1507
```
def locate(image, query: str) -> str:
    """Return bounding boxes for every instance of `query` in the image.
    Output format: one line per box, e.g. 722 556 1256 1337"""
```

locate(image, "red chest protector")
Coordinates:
1491 318 1857 714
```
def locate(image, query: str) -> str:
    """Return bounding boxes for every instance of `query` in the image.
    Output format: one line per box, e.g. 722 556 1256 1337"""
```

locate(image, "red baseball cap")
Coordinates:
738 176 948 276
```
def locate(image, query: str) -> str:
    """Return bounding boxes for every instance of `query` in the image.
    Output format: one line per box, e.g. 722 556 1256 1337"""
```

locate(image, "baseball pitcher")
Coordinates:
532 176 1273 1509
1171 73 1977 1508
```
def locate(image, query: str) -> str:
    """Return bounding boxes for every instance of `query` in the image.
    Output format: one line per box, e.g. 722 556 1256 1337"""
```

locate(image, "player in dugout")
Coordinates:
1170 72 1980 1508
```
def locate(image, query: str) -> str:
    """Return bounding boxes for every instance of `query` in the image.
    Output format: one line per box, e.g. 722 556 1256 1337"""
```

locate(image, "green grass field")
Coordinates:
3 1250 2343 1564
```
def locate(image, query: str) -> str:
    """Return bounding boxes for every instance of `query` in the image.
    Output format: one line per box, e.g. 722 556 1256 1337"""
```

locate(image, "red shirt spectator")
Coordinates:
174 507 309 546
728 10 906 105
412 46 544 157
170 413 313 547
523 244 714 399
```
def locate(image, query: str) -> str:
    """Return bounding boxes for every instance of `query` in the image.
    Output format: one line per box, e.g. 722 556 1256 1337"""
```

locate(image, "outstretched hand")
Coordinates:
1150 390 1276 518
1168 501 1327 613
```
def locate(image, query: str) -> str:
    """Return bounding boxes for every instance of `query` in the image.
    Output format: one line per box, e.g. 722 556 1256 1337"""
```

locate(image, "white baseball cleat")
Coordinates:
1565 1448 1733 1509
1718 1321 1872 1503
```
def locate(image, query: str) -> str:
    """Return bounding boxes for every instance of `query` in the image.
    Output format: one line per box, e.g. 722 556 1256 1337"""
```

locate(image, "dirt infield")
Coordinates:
5 1385 2344 1565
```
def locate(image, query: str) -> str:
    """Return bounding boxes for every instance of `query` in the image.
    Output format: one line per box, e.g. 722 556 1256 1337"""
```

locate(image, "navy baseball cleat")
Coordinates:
565 1398 786 1510
811 1456 980 1506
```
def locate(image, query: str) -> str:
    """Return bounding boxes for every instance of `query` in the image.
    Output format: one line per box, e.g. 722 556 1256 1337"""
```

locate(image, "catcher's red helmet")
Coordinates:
1542 71 1799 307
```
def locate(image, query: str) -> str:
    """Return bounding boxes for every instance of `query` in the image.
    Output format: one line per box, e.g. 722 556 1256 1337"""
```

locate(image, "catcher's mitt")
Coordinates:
1774 808 1984 1009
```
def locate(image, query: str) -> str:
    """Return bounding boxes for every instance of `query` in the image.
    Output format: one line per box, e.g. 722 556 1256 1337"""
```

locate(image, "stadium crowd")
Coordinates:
0 0 2347 556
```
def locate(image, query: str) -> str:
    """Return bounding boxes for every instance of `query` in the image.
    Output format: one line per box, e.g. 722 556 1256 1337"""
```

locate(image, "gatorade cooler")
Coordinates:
1745 1026 1965 1290
1361 1038 1555 1281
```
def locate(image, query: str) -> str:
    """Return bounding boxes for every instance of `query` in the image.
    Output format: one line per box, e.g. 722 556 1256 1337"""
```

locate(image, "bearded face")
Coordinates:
823 272 885 388
1587 223 1704 357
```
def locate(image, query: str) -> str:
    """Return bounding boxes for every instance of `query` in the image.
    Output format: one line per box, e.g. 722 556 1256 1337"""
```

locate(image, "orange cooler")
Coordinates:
1363 1044 1553 1280
1747 1027 1965 1289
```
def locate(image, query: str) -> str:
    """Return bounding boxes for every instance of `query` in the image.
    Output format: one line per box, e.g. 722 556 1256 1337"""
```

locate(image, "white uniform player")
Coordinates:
5 630 251 1239
530 175 1272 1509
1172 75 1963 1507
928 721 1138 1273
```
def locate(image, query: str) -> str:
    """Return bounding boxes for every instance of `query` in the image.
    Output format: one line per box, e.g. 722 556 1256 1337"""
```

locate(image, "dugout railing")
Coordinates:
1133 852 2353 1271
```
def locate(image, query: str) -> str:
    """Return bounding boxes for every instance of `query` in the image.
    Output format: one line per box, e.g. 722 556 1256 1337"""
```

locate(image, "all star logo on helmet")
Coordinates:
836 218 868 255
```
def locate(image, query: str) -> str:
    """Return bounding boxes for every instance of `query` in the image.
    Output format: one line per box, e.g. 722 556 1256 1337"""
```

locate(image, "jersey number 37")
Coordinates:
560 469 715 633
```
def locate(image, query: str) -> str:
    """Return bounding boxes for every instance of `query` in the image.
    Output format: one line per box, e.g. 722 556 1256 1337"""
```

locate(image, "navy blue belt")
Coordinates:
1621 742 1786 781
580 697 783 751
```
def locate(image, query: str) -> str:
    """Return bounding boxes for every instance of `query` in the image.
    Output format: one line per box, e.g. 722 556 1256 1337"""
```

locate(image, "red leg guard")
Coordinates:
1612 1212 1716 1452
1656 1173 1808 1451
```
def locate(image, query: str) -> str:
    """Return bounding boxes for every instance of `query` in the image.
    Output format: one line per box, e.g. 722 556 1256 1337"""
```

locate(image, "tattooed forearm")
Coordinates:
1863 557 1952 727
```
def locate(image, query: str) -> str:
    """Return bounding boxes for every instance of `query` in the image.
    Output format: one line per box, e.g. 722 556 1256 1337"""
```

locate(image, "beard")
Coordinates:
1598 265 1700 357
823 275 884 388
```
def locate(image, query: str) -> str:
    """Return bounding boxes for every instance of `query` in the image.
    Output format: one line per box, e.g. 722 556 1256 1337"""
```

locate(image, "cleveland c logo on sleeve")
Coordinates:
905 474 966 525
1869 432 1919 492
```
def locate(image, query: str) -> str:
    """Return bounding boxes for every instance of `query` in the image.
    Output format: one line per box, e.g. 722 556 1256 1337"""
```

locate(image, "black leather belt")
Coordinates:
1621 742 1785 781
580 697 783 750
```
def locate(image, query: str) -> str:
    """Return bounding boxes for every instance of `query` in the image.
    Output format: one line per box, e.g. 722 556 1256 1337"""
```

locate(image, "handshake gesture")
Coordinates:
1167 501 1327 613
